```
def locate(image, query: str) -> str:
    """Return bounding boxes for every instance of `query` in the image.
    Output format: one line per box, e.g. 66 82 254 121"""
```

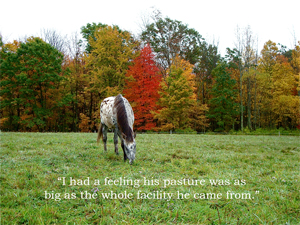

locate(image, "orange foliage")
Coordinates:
123 44 162 131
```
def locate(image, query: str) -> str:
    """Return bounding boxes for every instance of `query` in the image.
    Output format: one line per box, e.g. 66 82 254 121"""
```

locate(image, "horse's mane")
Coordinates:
114 94 134 142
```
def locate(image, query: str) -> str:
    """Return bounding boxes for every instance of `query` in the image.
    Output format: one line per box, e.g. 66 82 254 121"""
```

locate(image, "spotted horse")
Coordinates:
97 94 136 164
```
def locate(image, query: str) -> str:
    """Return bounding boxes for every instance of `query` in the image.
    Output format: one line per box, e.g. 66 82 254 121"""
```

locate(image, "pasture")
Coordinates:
1 132 299 224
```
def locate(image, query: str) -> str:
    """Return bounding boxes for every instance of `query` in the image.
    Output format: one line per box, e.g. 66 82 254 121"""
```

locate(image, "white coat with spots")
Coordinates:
100 96 134 130
97 94 136 164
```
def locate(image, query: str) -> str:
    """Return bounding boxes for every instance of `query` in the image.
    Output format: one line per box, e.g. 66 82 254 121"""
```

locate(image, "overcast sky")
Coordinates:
1 0 299 56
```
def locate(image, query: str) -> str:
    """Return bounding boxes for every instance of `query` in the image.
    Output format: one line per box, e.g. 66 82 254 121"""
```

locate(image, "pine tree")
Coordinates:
208 61 239 131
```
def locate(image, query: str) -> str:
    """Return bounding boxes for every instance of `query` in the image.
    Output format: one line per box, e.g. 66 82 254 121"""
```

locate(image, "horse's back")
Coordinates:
100 95 134 129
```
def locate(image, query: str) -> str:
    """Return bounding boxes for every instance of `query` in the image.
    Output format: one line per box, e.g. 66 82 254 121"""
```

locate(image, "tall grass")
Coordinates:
1 132 299 224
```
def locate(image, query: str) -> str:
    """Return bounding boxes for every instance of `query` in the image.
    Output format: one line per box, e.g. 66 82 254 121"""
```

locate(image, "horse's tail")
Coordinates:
97 122 103 144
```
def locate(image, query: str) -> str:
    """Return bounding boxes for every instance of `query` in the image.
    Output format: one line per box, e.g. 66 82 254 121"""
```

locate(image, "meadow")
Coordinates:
1 132 299 224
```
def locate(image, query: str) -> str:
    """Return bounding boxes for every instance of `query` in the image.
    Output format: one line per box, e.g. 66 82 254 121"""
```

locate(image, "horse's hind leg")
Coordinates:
113 128 119 155
102 124 108 152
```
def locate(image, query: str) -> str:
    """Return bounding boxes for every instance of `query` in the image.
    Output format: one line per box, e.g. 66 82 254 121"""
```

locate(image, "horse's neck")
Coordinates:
115 97 134 140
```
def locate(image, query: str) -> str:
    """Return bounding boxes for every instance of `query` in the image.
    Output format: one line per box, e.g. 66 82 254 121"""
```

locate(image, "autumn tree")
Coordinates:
141 16 220 110
60 32 88 131
271 55 299 128
86 26 139 98
81 22 109 53
257 40 299 129
123 44 161 131
290 41 300 97
291 42 300 129
154 56 197 131
188 101 209 132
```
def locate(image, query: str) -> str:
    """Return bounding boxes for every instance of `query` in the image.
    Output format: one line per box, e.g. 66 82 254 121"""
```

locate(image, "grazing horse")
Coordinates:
97 94 136 164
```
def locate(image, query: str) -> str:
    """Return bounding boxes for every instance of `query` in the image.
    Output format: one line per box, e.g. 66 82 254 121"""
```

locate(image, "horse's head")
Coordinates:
126 141 136 164
122 132 136 164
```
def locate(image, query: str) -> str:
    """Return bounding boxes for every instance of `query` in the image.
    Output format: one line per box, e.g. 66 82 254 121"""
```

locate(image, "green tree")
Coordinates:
141 17 204 75
208 61 239 131
194 42 220 104
0 41 21 130
0 37 64 131
0 34 3 47
81 22 108 53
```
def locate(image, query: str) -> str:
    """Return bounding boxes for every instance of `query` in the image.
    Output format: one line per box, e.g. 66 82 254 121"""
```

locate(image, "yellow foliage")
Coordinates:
154 56 207 131
79 113 92 132
170 55 197 96
0 117 9 128
257 41 300 128
3 40 20 52
291 42 300 92
86 26 138 97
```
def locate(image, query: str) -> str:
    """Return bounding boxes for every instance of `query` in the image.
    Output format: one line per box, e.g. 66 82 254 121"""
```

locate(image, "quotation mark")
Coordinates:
57 177 66 185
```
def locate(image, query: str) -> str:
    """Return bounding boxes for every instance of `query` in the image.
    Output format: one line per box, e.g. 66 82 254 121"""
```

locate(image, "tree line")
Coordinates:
1 16 299 132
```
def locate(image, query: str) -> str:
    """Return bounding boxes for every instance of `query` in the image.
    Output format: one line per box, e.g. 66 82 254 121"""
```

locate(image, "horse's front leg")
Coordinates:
102 124 108 152
121 140 128 161
117 129 127 161
113 128 119 155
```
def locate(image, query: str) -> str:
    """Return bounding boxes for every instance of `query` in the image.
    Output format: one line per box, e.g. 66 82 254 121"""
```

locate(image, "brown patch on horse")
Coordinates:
114 94 134 143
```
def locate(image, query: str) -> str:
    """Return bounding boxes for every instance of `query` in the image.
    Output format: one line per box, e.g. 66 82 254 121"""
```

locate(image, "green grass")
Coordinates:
1 132 299 224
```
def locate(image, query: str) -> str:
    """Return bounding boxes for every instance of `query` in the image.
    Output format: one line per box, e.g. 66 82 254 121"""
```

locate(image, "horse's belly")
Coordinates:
102 116 115 128
100 97 116 129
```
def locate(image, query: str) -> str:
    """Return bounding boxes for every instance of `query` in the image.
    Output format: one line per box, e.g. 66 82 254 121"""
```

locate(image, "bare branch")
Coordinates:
40 29 67 54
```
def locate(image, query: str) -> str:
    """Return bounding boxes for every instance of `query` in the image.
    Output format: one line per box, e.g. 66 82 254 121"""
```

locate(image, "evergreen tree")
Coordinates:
208 61 239 131
0 38 64 131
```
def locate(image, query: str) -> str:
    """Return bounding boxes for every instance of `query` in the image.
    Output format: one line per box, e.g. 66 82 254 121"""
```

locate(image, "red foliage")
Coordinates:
123 44 162 131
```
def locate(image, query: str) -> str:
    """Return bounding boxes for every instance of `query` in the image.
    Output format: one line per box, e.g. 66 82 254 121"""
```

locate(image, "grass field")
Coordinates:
1 132 299 224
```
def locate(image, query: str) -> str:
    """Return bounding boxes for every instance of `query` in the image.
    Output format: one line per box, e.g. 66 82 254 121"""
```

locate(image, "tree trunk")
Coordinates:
253 73 257 130
239 66 244 132
247 77 252 130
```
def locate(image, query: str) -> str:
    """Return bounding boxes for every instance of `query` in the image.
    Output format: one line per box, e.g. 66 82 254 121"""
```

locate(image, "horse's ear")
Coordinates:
122 132 127 140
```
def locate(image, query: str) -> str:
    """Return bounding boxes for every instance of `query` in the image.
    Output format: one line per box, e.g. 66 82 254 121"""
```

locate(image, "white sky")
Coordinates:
1 0 299 56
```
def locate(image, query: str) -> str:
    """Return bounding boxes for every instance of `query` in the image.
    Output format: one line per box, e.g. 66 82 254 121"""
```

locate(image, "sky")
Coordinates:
1 0 299 56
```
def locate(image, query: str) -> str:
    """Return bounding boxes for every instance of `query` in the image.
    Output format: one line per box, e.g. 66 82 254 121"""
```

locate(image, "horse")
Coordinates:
97 94 136 164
